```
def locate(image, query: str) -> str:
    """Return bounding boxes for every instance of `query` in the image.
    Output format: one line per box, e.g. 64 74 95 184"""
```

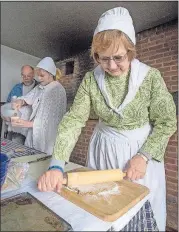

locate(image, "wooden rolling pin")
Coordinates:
63 169 126 187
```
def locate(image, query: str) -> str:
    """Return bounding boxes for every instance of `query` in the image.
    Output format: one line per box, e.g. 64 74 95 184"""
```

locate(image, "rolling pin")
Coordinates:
62 169 126 187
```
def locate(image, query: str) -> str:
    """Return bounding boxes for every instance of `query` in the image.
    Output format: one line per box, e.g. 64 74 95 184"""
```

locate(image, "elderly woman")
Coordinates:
38 8 176 231
12 57 67 155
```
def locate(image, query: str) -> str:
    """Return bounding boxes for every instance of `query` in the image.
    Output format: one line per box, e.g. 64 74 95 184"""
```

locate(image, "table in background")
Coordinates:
1 138 46 157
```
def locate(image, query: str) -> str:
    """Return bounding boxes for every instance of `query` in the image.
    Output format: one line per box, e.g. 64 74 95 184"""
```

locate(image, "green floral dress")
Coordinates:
53 67 177 162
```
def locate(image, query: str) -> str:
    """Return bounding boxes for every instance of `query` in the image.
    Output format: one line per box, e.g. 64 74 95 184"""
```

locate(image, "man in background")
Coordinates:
7 65 38 102
2 65 38 143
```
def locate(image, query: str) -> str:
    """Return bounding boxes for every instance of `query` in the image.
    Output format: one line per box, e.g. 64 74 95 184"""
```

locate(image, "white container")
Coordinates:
1 103 17 118
11 96 17 102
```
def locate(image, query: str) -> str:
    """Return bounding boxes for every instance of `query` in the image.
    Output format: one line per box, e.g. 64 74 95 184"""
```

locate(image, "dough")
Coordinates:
72 182 120 196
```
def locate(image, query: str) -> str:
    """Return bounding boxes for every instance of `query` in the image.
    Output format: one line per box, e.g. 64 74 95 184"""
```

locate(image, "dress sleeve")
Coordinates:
52 72 92 162
139 69 177 161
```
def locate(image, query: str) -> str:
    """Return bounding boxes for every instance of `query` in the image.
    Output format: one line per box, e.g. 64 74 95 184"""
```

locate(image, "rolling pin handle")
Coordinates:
122 172 127 178
63 173 68 186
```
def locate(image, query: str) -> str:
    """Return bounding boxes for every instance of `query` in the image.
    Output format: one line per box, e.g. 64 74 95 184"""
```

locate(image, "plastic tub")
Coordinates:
0 153 11 187
1 103 17 118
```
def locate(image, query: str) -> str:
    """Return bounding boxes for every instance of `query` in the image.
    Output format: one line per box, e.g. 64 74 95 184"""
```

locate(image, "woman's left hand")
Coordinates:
125 154 147 181
11 118 33 128
12 99 25 110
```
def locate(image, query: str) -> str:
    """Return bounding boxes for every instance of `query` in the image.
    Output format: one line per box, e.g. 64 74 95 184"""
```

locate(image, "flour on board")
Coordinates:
72 182 120 196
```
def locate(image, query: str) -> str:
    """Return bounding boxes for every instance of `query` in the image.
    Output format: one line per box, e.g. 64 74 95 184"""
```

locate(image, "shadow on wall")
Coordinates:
172 91 178 115
0 102 6 134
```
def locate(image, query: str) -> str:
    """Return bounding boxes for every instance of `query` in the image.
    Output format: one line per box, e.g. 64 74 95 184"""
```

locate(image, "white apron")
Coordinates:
87 59 166 231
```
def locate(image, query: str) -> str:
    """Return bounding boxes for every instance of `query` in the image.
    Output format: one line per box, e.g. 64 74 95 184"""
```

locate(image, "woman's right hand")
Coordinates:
1 116 11 122
11 99 24 110
37 170 64 193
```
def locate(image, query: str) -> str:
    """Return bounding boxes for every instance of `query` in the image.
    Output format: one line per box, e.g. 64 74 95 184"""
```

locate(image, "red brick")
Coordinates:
140 31 149 38
167 189 178 197
166 182 178 191
155 39 166 45
165 157 177 165
166 195 178 209
171 44 178 50
165 30 177 36
171 66 178 71
163 42 173 47
172 55 178 60
146 41 158 47
171 76 178 81
139 52 151 58
159 67 171 72
149 44 164 51
170 134 178 142
165 163 178 171
163 64 178 70
147 61 156 66
163 78 172 84
166 176 178 184
171 86 178 92
165 170 177 178
156 57 172 64
156 48 170 54
167 146 177 152
139 38 149 45
170 35 178 40
153 63 163 68
166 151 177 158
149 54 164 60
149 34 165 41
164 50 178 56
140 48 150 53
169 83 178 91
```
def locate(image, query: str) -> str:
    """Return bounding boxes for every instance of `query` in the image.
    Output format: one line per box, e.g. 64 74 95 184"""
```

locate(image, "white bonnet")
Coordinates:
36 57 56 76
94 7 136 45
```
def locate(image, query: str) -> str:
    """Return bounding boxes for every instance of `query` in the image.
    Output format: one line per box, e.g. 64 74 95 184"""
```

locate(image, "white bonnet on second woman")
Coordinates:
94 7 136 45
36 57 56 76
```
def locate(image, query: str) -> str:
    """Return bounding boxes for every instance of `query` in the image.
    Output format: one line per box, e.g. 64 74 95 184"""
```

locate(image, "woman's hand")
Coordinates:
12 99 25 110
11 118 33 128
1 116 11 122
125 154 148 181
37 170 64 193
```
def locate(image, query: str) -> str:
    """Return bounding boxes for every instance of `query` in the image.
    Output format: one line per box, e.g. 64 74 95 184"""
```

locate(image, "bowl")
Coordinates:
0 153 11 187
1 103 17 118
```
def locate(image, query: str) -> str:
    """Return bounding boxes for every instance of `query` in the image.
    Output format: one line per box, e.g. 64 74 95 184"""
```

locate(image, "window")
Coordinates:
65 61 74 75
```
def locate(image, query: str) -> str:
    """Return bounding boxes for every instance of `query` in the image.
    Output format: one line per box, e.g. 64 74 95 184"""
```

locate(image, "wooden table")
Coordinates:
1 138 150 231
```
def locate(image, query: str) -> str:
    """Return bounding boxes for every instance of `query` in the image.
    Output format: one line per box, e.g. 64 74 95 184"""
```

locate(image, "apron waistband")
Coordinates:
97 121 152 142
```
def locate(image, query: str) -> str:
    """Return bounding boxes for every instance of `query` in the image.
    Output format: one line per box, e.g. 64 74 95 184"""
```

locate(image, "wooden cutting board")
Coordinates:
60 168 149 222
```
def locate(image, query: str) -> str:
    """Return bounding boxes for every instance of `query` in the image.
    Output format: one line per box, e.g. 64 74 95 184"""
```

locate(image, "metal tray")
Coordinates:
1 192 73 231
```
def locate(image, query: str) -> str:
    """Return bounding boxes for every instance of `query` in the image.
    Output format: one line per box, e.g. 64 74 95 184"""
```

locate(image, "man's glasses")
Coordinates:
21 74 33 79
98 51 129 65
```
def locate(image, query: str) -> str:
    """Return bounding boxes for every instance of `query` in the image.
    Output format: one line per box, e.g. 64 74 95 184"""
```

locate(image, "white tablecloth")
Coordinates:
1 162 150 231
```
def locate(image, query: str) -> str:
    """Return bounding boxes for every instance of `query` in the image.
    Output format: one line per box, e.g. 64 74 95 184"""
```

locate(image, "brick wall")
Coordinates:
70 120 97 166
57 20 178 230
136 20 178 231
136 20 178 92
165 123 178 231
56 51 94 110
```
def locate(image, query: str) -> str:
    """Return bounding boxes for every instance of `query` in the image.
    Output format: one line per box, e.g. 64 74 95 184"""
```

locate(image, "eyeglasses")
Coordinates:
98 51 128 65
21 74 33 79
